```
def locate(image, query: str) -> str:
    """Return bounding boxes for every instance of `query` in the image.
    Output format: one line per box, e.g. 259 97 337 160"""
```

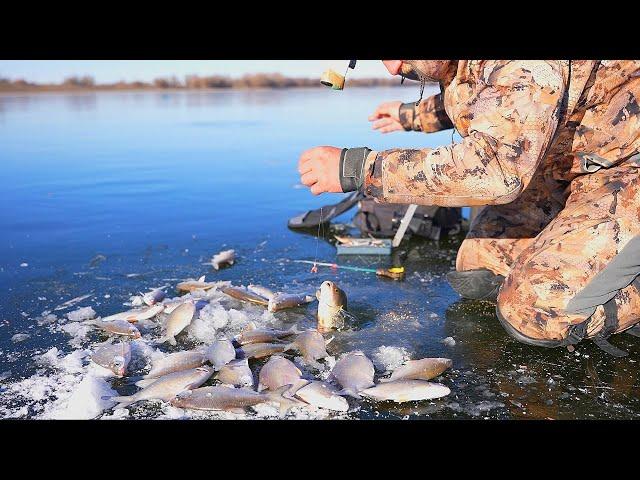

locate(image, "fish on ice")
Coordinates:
203 249 236 270
101 304 164 323
170 385 299 414
106 366 214 409
360 380 451 403
235 342 287 360
257 356 306 394
284 330 331 366
380 358 452 383
329 351 375 398
130 350 207 386
176 276 215 293
234 322 299 346
85 319 142 338
90 341 132 377
214 359 254 388
205 337 236 370
158 301 195 345
292 381 349 412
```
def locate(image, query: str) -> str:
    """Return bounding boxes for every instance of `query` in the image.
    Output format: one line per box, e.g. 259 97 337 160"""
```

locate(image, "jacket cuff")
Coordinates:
399 102 418 131
362 150 382 198
340 147 372 192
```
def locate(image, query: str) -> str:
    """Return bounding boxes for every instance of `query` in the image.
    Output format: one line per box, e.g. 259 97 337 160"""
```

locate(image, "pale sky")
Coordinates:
0 60 392 83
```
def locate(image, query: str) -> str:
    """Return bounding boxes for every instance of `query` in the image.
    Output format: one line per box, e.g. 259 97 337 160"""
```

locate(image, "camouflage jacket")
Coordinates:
363 60 640 206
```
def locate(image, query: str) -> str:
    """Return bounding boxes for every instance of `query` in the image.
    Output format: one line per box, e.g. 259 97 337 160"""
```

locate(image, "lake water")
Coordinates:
1 88 639 420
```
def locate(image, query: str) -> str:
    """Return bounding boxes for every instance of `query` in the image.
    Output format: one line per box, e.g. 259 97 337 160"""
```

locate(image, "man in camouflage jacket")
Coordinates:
298 60 640 355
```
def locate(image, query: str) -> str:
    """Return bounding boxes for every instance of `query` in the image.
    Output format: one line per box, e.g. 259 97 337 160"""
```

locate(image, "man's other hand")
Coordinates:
298 146 343 195
368 101 403 133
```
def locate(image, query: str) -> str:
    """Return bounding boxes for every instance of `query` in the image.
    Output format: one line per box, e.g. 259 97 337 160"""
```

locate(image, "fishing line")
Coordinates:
311 206 323 273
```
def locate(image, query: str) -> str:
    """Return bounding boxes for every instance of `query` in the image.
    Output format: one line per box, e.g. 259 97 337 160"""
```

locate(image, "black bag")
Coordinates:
353 197 461 241
288 192 461 241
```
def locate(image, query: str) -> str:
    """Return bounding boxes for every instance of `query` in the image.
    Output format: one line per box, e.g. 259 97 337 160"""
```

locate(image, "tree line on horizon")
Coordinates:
0 73 410 92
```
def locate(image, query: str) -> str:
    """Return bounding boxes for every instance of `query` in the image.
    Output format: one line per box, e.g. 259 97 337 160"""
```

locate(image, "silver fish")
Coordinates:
102 304 164 323
215 359 254 388
170 385 299 414
90 341 131 377
176 276 215 293
220 285 269 306
381 358 452 383
235 342 287 360
268 293 315 313
206 249 235 270
142 288 166 306
108 366 213 409
205 337 236 370
360 380 451 403
86 319 141 338
316 281 349 332
330 352 375 398
284 330 330 364
235 322 299 345
247 284 276 300
159 301 195 345
135 350 206 385
293 381 349 412
257 356 305 393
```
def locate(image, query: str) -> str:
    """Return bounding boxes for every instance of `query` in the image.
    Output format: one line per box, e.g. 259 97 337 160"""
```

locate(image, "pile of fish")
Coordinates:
71 249 453 417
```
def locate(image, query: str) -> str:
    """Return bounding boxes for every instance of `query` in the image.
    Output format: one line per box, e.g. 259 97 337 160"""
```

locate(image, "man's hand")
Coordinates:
368 101 403 133
298 146 343 195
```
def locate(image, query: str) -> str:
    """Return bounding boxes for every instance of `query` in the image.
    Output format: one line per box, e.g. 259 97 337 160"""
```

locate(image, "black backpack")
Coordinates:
288 192 461 241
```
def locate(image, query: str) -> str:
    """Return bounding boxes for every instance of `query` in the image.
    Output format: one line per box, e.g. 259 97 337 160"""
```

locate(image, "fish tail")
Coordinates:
264 385 303 416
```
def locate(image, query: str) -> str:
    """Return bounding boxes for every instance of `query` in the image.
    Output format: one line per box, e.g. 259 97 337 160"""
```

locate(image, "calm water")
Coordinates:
1 88 639 419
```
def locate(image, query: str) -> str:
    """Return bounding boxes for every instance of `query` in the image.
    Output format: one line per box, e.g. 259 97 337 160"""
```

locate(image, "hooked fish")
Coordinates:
235 342 287 360
268 293 315 313
220 285 269 306
316 281 350 332
381 358 452 383
170 385 299 414
360 380 451 403
107 366 214 409
284 330 331 365
257 356 306 394
205 249 235 270
102 304 164 324
142 288 166 306
205 337 236 370
176 276 215 293
235 322 300 345
215 359 254 388
329 352 375 398
86 319 141 338
131 350 206 386
293 381 349 412
90 341 131 377
158 301 195 345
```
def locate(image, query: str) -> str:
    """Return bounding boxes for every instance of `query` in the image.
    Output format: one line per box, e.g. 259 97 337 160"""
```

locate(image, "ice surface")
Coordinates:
371 345 410 372
66 306 96 322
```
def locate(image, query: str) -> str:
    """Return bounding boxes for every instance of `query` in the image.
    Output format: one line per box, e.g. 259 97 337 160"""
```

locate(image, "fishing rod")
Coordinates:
293 260 405 280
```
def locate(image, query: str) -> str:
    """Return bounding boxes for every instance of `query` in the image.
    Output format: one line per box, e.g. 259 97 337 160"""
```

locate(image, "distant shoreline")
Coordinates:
0 73 415 94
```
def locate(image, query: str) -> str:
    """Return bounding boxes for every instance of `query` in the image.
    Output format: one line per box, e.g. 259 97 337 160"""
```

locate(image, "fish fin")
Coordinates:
283 343 296 353
285 379 309 398
198 275 206 282
264 385 303 415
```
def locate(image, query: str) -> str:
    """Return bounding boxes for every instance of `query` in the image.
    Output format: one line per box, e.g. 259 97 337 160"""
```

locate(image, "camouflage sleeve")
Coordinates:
363 61 566 207
399 93 454 132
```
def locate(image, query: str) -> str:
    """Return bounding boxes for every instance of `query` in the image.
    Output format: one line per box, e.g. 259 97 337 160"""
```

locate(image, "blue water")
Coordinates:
1 88 639 419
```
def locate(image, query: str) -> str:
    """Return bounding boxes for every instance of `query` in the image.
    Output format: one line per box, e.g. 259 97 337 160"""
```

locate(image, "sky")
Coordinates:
0 60 392 83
